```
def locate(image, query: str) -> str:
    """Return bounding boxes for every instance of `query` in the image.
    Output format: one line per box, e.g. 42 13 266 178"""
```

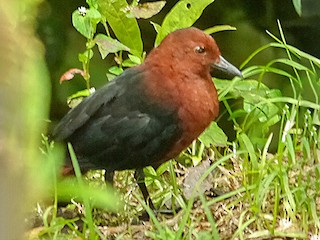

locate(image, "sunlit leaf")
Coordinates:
98 0 143 56
72 7 101 39
67 88 95 108
155 0 215 45
86 0 98 9
123 1 166 19
108 66 123 76
122 54 142 67
94 34 130 59
68 88 93 99
198 122 228 147
128 54 142 64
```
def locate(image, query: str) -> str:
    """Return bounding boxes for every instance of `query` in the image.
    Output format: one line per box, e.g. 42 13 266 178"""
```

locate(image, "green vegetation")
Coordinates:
23 0 320 239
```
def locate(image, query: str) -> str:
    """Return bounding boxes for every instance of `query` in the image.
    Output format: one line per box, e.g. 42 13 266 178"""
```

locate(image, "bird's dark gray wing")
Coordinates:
52 68 139 141
52 67 182 171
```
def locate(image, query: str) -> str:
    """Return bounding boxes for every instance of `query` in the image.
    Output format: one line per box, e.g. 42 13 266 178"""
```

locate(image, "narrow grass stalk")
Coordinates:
68 143 97 240
199 194 220 239
169 160 178 213
232 210 256 240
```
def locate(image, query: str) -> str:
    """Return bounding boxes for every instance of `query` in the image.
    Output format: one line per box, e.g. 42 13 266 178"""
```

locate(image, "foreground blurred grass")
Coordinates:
0 1 51 239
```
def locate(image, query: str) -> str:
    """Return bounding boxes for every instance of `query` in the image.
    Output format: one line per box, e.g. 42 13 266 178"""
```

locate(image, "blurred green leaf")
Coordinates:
98 0 143 56
123 1 166 19
155 0 215 45
109 66 123 76
94 34 130 59
57 178 120 211
72 8 101 39
198 122 228 147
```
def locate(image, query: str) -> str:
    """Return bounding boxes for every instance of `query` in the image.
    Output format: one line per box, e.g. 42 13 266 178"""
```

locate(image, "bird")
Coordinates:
52 27 242 210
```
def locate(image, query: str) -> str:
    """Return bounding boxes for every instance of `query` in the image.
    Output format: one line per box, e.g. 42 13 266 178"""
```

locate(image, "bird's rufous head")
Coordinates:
149 27 242 80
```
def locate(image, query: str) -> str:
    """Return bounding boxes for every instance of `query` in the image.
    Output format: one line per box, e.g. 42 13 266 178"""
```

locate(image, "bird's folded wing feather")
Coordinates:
52 69 139 141
52 68 182 170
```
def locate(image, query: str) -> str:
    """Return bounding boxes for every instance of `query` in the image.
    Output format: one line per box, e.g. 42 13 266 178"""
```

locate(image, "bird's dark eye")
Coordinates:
194 46 205 54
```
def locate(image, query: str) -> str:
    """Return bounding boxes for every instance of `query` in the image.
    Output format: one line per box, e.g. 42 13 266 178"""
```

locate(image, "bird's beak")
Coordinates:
210 56 242 80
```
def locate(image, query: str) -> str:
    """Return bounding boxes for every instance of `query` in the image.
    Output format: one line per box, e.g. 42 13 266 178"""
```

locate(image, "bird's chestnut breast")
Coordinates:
141 66 219 161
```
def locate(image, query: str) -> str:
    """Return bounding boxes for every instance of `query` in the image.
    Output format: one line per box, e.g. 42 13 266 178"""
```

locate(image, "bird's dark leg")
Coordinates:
104 170 114 184
134 168 155 210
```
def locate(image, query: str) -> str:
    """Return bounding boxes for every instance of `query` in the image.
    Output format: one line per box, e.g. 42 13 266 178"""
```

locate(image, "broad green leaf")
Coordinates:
122 59 138 67
123 1 166 19
109 66 123 76
155 0 215 45
98 0 143 56
94 34 130 59
198 122 228 147
86 0 98 8
216 78 281 101
128 54 142 64
122 54 142 67
67 88 95 108
68 88 92 100
72 8 101 39
243 96 279 123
